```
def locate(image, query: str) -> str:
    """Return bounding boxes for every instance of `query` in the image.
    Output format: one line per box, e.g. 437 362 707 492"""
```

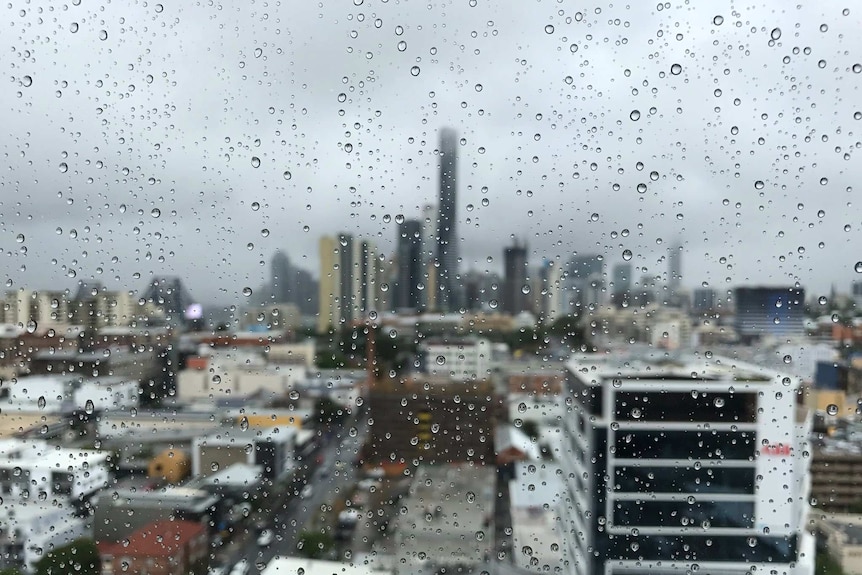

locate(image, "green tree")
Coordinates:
34 539 99 575
296 530 334 559
0 568 23 575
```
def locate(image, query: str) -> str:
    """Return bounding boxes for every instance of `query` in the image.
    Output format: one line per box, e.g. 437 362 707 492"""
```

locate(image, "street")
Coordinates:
215 413 370 572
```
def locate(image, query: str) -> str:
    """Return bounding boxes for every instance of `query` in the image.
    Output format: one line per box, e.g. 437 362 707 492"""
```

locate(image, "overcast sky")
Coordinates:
1 0 860 305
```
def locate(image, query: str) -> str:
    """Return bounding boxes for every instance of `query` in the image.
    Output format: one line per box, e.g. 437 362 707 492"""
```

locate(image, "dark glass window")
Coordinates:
612 430 757 460
612 500 755 529
615 391 758 422
613 466 755 494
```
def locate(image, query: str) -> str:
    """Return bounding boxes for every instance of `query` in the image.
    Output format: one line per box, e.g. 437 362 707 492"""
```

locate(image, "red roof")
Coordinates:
98 520 206 558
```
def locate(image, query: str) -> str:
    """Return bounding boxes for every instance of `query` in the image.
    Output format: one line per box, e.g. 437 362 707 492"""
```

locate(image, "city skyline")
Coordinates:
0 2 859 304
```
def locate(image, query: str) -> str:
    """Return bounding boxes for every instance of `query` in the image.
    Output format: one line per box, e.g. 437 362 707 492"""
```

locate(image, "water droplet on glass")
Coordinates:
397 40 407 51
670 63 682 75
242 287 253 297
99 30 108 41
37 396 46 410
59 163 68 173
150 208 160 218
544 24 554 34
713 15 724 26
826 404 839 416
283 171 292 180
629 110 641 121
251 157 261 168
855 262 862 273
622 249 633 261
410 66 421 76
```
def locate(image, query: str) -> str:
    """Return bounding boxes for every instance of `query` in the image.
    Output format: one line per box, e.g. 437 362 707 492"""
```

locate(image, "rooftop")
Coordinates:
260 557 392 575
99 519 206 558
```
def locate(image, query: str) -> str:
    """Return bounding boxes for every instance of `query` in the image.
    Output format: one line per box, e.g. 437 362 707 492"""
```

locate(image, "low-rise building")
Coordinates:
98 519 209 575
384 465 495 570
260 557 392 575
4 374 139 414
0 439 110 507
422 337 492 381
192 425 296 480
510 463 565 574
817 515 862 575
0 502 90 573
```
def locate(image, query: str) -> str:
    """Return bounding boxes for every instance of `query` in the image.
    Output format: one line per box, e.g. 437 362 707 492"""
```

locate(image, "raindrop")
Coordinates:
754 180 764 190
826 404 839 416
397 40 407 52
713 15 724 26
436 355 446 365
85 399 95 414
410 66 421 76
251 157 261 168
544 24 554 34
770 28 781 40
242 287 253 297
283 171 292 180
59 163 68 173
70 22 79 33
622 249 633 261
240 416 249 431
16 234 25 243
629 110 641 121
855 262 862 273
22 76 32 87
670 63 682 75
99 30 108 41
251 202 260 211
37 396 46 410
853 63 862 74
150 208 160 218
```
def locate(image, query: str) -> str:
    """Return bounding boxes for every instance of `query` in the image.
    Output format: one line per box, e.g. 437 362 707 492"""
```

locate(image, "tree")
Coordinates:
296 530 334 559
0 568 23 575
34 539 100 575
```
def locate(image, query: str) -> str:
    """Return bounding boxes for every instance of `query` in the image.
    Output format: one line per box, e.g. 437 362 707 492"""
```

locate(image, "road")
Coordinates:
216 413 370 572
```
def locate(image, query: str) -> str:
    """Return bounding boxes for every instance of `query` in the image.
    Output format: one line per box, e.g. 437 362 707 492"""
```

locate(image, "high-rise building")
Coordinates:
395 219 423 312
270 250 292 303
692 287 717 313
535 259 564 324
503 241 529 315
852 281 862 310
317 233 379 332
436 128 459 312
560 351 814 575
421 203 437 310
142 277 192 324
317 235 341 333
733 286 805 343
668 243 682 291
565 254 604 311
612 262 632 294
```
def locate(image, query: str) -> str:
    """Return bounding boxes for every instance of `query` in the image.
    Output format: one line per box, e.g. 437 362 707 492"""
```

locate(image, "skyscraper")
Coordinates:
421 203 437 310
503 240 529 315
395 219 423 312
270 250 292 303
668 242 682 291
317 233 379 332
436 128 459 312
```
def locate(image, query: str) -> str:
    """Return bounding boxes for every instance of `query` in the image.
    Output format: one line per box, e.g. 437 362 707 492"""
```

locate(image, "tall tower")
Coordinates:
436 128 459 313
270 250 292 303
668 243 682 292
317 236 342 333
503 240 529 315
395 219 423 312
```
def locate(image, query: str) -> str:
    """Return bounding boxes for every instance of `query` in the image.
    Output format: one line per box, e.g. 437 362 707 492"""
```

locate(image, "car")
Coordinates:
301 484 313 499
230 559 249 575
257 529 274 547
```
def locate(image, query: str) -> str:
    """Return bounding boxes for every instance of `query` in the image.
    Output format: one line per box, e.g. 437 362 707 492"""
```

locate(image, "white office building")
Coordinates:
0 502 89 573
423 337 492 381
560 349 815 575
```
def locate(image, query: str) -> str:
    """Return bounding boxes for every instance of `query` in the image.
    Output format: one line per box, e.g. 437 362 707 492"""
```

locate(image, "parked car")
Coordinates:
257 529 274 547
230 559 250 575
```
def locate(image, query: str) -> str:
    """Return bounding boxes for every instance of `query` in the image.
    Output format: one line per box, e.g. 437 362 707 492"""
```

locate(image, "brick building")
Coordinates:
98 520 208 575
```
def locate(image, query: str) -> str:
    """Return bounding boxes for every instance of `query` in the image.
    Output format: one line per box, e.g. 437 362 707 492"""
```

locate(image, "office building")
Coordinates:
142 276 193 324
503 240 529 315
668 243 682 291
612 263 632 295
421 203 438 310
395 219 423 311
270 249 292 303
0 289 71 331
559 350 814 575
565 254 604 311
733 286 805 343
852 281 862 310
692 287 718 313
436 127 459 312
533 259 564 324
317 234 380 332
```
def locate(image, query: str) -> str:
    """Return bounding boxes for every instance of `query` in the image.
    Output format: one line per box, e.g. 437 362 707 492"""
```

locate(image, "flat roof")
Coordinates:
201 463 262 487
261 557 392 575
0 411 62 438
566 349 786 385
